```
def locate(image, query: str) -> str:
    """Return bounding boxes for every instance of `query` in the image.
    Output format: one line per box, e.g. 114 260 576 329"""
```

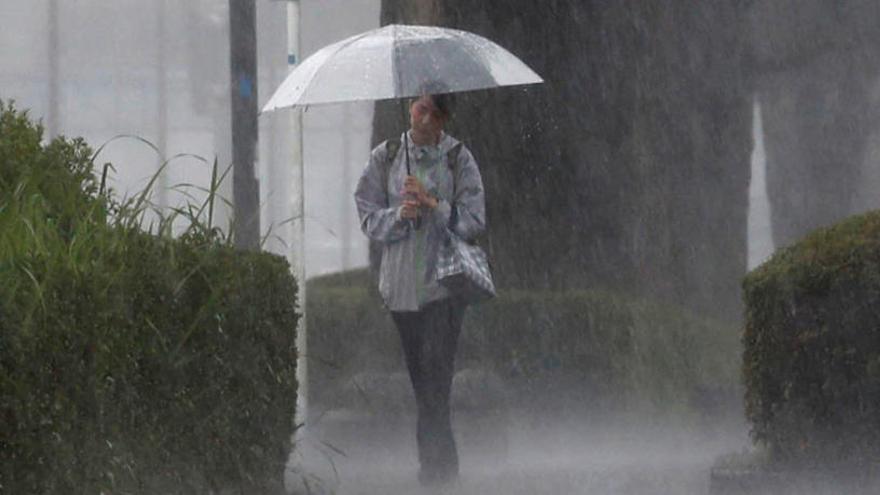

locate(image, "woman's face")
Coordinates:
409 96 446 136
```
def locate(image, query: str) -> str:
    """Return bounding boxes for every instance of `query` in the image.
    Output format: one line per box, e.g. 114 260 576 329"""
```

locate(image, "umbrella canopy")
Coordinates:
262 24 543 112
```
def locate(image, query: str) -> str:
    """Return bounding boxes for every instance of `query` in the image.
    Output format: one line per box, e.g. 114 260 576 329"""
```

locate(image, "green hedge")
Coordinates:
308 269 740 422
743 210 880 467
0 102 299 494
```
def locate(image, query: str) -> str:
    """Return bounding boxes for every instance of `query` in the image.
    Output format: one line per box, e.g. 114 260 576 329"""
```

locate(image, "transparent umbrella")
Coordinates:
261 24 544 111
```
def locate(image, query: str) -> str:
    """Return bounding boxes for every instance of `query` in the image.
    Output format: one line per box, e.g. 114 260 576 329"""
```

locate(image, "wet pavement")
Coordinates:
286 413 749 495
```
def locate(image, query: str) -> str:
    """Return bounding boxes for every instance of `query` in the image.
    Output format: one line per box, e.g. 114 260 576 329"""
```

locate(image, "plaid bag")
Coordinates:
437 231 496 303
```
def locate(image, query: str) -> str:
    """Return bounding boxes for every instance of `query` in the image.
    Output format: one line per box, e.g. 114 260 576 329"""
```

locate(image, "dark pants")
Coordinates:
391 297 466 485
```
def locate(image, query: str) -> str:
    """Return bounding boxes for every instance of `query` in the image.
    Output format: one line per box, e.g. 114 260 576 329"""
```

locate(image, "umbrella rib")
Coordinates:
392 24 404 99
455 30 539 89
299 26 392 105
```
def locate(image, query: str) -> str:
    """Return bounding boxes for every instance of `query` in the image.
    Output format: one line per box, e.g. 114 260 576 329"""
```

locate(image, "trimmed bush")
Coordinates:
0 102 299 494
307 269 740 422
743 210 880 467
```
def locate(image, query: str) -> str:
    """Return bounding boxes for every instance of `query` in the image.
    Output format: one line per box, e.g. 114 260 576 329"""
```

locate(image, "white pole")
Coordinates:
156 0 168 210
341 105 352 270
47 0 59 140
287 0 307 433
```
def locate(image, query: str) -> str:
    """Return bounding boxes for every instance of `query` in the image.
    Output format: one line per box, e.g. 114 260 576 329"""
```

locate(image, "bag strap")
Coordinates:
381 138 401 206
446 142 464 231
446 142 463 177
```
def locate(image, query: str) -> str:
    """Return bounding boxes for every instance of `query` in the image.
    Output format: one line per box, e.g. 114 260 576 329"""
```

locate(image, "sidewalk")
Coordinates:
287 413 749 495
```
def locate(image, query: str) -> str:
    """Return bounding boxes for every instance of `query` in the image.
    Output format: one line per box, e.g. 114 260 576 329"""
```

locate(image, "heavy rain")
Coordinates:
2 1 880 494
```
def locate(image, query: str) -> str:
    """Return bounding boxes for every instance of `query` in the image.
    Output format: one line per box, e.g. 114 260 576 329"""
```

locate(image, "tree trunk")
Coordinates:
375 0 753 322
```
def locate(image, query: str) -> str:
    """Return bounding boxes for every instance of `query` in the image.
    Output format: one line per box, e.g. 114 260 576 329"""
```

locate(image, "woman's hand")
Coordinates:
403 176 439 209
400 199 420 219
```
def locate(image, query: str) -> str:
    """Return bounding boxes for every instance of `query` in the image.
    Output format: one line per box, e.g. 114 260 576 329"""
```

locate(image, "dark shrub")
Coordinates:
0 102 299 494
307 269 740 422
743 210 880 467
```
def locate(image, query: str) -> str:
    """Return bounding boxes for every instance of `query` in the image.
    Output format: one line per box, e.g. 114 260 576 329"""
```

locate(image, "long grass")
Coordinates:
0 100 300 495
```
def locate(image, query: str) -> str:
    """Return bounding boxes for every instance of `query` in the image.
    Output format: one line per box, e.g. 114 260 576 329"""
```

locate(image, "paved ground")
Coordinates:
286 413 750 495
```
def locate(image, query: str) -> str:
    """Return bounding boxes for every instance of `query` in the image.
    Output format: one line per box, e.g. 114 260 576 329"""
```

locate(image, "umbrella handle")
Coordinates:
401 99 411 176
400 100 421 229
404 128 410 176
403 130 421 230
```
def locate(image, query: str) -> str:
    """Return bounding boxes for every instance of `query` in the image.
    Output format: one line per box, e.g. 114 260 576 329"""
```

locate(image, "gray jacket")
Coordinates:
354 131 486 311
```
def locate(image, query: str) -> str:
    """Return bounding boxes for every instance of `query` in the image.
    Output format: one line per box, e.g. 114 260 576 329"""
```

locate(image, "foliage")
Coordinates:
307 269 740 423
743 210 880 467
0 101 299 494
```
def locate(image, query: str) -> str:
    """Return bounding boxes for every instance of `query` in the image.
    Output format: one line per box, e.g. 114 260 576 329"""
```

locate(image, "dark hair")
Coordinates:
429 93 454 119
416 80 454 119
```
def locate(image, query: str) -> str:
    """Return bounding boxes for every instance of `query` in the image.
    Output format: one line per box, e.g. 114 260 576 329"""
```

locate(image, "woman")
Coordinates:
354 92 486 486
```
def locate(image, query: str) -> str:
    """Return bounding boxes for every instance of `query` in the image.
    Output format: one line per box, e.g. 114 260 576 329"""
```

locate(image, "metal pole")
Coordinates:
229 0 260 250
47 0 59 140
287 0 307 432
341 105 352 270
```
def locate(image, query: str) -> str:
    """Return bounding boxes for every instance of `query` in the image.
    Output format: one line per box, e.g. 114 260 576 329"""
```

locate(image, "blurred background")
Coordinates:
0 0 379 278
